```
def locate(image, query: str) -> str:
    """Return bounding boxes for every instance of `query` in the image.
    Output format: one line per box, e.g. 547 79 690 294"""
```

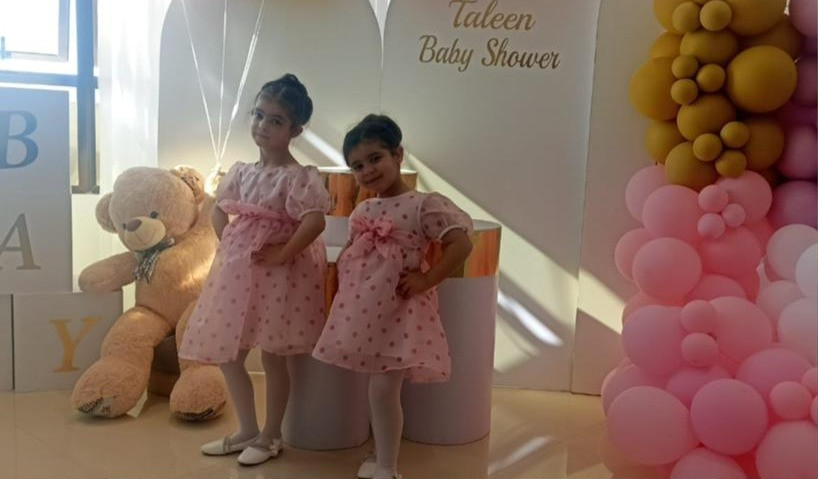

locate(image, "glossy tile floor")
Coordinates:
0 375 661 479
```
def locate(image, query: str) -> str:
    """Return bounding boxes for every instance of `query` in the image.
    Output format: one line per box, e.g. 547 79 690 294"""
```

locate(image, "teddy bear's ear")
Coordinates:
171 165 205 204
95 193 117 233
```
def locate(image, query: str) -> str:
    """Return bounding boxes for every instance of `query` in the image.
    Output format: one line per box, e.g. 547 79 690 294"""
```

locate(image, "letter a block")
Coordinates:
12 290 122 392
0 295 11 391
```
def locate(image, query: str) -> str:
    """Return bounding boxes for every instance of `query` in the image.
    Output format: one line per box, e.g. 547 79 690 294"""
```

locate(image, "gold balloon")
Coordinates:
725 0 787 36
672 55 700 78
696 64 726 92
672 79 700 105
693 133 724 161
630 57 680 121
651 32 684 58
720 121 750 148
666 141 720 190
677 94 736 140
715 150 748 177
742 116 785 171
646 121 686 163
655 0 695 33
741 15 803 59
673 2 702 33
680 29 740 65
700 0 732 31
727 46 796 113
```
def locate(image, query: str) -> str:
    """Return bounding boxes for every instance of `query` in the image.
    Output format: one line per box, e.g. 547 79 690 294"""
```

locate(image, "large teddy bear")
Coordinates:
72 166 228 420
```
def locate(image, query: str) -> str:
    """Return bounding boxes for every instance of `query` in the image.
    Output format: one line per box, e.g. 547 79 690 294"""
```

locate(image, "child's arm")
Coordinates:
211 205 229 240
397 228 473 299
253 211 326 265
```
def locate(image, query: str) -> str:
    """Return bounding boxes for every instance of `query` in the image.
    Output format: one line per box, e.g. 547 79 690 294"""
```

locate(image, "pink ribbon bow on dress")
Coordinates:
345 216 420 260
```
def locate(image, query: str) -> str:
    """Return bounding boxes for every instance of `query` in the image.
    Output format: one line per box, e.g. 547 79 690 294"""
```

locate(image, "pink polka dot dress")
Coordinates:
180 162 330 364
312 191 473 383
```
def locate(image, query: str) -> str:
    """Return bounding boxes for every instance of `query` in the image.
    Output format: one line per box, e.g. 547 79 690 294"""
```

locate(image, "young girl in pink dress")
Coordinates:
312 114 474 479
180 74 329 466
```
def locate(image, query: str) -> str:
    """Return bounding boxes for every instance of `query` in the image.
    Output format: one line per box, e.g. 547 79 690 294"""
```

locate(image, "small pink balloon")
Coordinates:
745 218 773 251
778 298 818 364
686 274 747 301
626 165 667 222
622 292 669 324
665 365 731 407
698 213 726 239
766 224 818 280
608 386 699 466
712 297 774 363
778 124 818 179
769 181 818 229
720 204 746 227
756 421 818 479
682 333 719 367
690 379 769 455
777 101 817 128
681 300 718 333
615 228 654 281
716 171 773 224
699 227 763 278
795 244 818 299
601 363 667 414
802 367 818 394
633 238 703 302
736 347 813 398
793 57 817 106
770 381 813 419
622 305 686 375
642 185 704 244
756 280 803 325
790 0 818 38
670 447 747 479
698 185 729 213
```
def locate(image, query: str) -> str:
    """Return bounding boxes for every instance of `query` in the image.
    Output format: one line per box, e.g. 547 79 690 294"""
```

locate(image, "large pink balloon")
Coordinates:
615 228 653 281
686 274 747 301
756 280 804 326
625 165 667 222
642 185 703 244
608 386 699 466
622 292 670 324
716 172 773 224
698 227 763 278
790 0 818 37
690 379 768 455
766 224 818 280
669 447 746 479
665 365 731 407
769 181 818 229
622 305 686 375
778 298 818 364
711 297 773 363
778 124 818 179
795 244 818 299
601 363 667 414
756 421 818 479
793 57 817 106
770 381 813 420
736 347 813 398
633 238 702 302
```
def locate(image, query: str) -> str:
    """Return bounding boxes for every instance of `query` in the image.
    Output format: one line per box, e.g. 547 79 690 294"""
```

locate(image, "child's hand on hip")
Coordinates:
251 244 288 266
397 270 431 299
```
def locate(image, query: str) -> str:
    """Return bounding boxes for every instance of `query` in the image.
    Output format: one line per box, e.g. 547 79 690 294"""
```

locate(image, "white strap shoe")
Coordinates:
357 452 377 478
237 438 283 466
201 435 256 455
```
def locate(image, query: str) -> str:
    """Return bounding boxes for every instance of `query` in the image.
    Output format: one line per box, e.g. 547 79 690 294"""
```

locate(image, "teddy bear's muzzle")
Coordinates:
122 216 168 252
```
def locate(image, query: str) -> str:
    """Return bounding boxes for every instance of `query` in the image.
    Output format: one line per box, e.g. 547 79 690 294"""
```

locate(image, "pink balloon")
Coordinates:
813 397 818 424
756 421 818 479
745 218 773 251
608 386 699 466
712 297 773 363
615 228 653 281
690 379 768 455
720 204 746 227
790 0 818 38
769 181 818 229
626 165 667 222
802 367 818 394
622 292 670 324
697 213 726 239
643 185 704 244
665 365 731 407
736 347 813 398
735 271 760 300
680 300 718 333
686 274 747 301
601 363 667 414
717 353 740 376
766 224 818 280
682 333 720 367
716 172 773 224
793 57 817 106
777 101 817 128
756 280 804 326
633 238 703 302
778 124 818 179
698 227 763 278
778 298 818 364
698 185 729 213
770 381 813 419
622 306 686 375
669 447 747 479
795 244 818 299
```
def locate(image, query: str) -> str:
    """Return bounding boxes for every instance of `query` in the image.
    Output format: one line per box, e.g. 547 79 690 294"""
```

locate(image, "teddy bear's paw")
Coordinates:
169 365 228 421
175 407 222 422
71 359 149 418
77 397 115 417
